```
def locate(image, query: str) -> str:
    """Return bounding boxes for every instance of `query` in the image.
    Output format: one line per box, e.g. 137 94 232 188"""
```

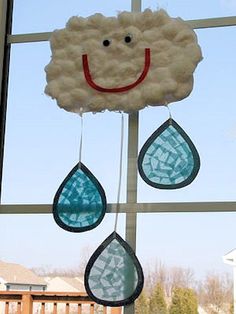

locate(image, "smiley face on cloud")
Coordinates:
45 9 202 113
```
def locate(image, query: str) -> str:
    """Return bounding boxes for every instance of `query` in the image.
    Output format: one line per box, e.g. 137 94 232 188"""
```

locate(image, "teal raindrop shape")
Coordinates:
138 118 200 189
84 231 144 307
53 162 106 232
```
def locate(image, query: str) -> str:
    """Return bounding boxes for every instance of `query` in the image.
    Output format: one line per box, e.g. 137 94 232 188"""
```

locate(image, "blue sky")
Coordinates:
0 0 236 281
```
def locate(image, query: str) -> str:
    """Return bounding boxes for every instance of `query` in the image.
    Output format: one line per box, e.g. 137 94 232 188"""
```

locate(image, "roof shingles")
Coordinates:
0 261 46 285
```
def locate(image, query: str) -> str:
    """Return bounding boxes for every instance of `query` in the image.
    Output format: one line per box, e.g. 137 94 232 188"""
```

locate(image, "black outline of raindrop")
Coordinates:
138 118 200 189
53 161 107 232
84 231 144 307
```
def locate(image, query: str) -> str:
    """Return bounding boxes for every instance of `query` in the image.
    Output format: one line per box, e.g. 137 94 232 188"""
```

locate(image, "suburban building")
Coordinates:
44 276 85 292
0 261 47 313
0 260 47 291
0 261 121 314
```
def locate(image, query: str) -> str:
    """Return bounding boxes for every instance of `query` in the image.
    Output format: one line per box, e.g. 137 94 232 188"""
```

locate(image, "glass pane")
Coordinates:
137 212 236 278
0 213 125 270
138 26 236 202
12 0 131 34
2 43 127 204
142 0 236 19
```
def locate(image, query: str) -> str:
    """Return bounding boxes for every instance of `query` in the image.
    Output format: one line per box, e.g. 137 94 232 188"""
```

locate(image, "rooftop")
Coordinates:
0 261 46 286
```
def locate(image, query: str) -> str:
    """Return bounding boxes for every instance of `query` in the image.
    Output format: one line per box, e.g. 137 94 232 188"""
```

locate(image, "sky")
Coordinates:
0 0 236 282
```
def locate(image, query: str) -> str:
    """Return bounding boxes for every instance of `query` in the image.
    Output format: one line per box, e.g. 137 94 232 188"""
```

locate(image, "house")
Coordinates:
0 260 47 291
44 276 121 314
44 276 89 313
0 263 121 313
0 260 47 313
44 276 85 292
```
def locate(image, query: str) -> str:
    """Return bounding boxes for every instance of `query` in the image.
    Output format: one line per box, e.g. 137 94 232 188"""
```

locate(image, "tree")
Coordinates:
145 262 196 297
145 261 169 294
135 291 149 314
198 272 233 313
170 267 195 291
149 283 167 314
169 287 198 314
31 245 93 277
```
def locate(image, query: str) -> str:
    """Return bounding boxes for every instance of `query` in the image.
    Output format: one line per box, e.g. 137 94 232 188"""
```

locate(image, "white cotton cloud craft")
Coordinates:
45 9 203 114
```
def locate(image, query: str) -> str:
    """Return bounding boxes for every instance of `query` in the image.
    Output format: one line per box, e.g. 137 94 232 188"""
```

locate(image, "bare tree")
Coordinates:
198 272 233 313
145 261 168 293
31 245 94 277
76 245 94 276
170 267 196 290
145 261 196 297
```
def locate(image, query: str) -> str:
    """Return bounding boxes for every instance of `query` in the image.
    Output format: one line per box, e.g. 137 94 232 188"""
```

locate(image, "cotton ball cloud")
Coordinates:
45 9 202 113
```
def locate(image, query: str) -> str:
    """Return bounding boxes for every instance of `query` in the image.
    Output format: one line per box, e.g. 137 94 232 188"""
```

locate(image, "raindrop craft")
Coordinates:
53 162 107 232
84 232 144 307
138 118 200 189
45 8 202 306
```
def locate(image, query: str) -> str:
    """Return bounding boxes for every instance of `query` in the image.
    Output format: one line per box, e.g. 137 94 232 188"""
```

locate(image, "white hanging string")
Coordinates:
165 103 172 120
114 113 125 232
78 114 84 165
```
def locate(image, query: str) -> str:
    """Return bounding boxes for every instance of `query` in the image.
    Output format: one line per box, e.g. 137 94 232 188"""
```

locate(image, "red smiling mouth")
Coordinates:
82 48 151 93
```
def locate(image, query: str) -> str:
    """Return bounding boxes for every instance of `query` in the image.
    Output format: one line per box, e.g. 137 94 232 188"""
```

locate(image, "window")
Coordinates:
1 1 236 314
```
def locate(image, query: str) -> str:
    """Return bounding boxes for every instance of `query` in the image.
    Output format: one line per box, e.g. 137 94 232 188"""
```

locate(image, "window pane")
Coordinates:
137 212 235 278
142 0 236 19
138 27 236 202
2 43 128 204
0 213 125 269
12 0 131 34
